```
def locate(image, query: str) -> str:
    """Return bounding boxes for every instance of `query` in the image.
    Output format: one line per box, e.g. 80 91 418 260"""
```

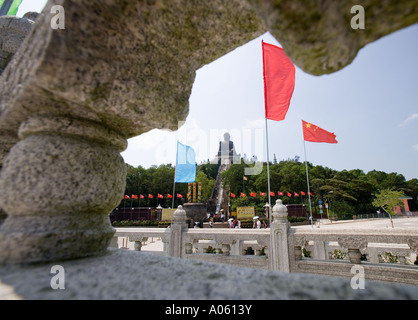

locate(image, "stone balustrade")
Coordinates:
112 201 418 285
289 228 418 285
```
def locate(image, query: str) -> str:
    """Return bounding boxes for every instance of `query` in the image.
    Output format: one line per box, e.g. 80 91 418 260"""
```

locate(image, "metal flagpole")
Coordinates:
265 118 272 225
172 141 178 209
265 117 275 271
303 139 314 228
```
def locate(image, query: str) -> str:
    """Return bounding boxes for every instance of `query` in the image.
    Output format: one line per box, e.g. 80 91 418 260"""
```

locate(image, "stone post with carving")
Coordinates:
0 13 37 227
0 0 264 265
270 199 290 272
169 205 188 258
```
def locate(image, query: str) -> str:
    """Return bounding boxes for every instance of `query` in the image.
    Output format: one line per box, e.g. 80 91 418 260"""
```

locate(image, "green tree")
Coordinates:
372 189 405 228
195 170 215 201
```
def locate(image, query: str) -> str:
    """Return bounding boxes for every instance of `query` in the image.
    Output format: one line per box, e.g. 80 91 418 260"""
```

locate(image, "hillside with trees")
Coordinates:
120 159 418 219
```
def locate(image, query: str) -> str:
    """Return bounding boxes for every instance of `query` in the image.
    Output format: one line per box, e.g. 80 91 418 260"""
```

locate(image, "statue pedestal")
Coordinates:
183 203 207 228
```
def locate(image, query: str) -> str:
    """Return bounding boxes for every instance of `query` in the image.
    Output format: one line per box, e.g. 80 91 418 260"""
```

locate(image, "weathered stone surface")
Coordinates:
0 0 265 140
1 249 417 300
0 130 126 264
0 15 35 74
248 0 418 75
0 0 264 264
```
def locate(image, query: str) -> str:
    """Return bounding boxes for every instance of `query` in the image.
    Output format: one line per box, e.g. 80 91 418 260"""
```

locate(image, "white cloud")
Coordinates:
412 144 418 151
400 113 418 127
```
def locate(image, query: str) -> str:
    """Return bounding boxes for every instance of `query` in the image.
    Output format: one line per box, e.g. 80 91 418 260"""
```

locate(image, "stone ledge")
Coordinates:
0 249 417 300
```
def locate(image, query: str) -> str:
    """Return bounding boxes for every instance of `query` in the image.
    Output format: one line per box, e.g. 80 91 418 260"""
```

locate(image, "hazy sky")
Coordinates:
18 2 418 180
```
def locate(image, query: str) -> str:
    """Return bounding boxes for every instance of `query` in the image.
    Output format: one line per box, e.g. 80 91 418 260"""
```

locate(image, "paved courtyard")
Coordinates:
297 217 418 230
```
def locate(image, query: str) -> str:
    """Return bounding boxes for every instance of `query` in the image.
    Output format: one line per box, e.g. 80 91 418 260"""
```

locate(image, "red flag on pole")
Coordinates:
262 41 295 122
302 120 338 144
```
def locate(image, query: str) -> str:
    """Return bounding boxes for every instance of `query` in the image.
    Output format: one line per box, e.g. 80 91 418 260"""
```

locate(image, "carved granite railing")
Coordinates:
113 201 418 285
289 227 418 285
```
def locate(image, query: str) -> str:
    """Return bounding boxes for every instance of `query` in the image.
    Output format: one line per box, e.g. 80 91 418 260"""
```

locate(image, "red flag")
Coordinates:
140 194 144 199
158 194 164 199
251 192 257 197
262 41 295 121
294 192 299 197
148 194 153 199
260 192 266 196
302 120 338 144
124 195 130 199
309 192 312 196
287 192 292 197
270 191 275 196
167 194 173 199
301 191 306 196
177 193 183 198
230 193 236 198
241 192 246 198
132 194 138 199
278 191 284 196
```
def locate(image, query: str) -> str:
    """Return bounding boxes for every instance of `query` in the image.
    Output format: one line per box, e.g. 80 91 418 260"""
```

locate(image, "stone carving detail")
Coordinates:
408 239 418 252
294 236 308 248
338 236 368 251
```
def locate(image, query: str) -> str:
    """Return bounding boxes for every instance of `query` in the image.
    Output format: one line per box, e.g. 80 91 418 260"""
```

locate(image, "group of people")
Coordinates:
228 219 241 229
206 209 267 229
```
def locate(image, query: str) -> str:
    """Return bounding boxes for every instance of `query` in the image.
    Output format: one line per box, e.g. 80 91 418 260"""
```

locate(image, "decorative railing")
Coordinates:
113 201 418 285
289 227 418 284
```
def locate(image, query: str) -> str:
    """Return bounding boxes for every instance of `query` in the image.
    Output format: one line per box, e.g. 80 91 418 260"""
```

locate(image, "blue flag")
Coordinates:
175 141 196 183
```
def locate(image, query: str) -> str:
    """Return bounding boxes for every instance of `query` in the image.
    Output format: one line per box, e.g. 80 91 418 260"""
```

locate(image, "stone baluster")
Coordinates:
0 116 127 264
185 243 193 254
222 243 231 256
169 205 188 258
313 240 327 260
294 236 308 261
0 14 37 228
134 241 142 251
337 236 368 264
270 199 290 272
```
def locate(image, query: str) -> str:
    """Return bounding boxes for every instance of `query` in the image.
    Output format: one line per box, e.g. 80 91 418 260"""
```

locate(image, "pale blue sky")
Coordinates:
18 2 418 180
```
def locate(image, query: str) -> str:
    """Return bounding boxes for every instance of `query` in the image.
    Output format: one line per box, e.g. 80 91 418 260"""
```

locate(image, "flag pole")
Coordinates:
265 117 272 226
172 141 178 209
303 138 314 228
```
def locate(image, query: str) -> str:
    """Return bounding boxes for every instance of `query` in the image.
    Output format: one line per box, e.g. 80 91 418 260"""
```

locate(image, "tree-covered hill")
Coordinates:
121 159 417 219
